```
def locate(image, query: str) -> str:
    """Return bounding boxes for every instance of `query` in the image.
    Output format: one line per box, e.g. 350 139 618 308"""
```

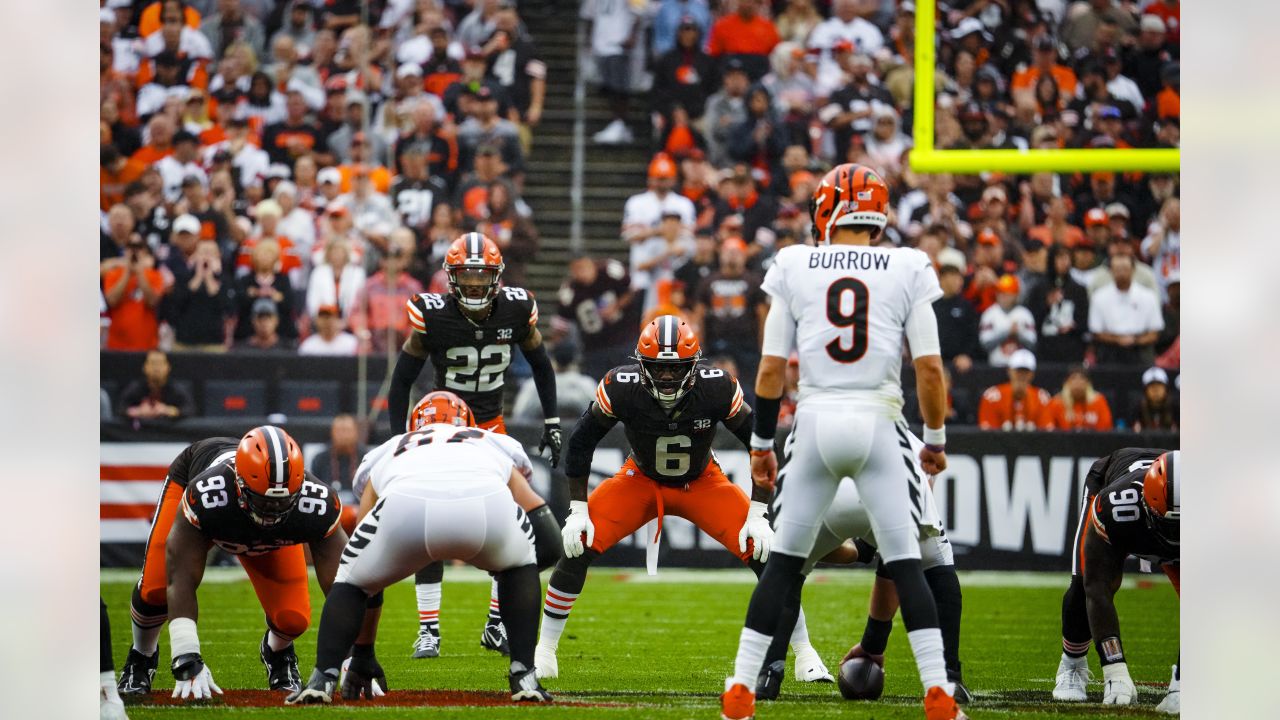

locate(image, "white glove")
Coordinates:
738 501 773 563
1102 662 1136 705
172 660 222 701
561 500 594 558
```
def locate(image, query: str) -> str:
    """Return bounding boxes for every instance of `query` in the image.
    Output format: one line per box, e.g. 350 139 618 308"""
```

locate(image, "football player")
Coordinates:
117 426 379 701
288 392 554 705
534 315 831 683
388 232 562 659
101 598 129 720
724 163 966 720
1053 449 1180 713
755 429 969 704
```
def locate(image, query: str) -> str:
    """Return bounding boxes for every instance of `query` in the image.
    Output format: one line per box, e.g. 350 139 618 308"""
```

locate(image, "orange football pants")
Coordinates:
478 415 507 434
586 458 755 561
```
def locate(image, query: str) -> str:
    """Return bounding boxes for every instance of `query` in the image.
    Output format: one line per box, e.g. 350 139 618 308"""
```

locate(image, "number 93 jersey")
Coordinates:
762 244 941 407
180 461 343 556
1089 448 1178 563
405 288 539 422
595 363 747 486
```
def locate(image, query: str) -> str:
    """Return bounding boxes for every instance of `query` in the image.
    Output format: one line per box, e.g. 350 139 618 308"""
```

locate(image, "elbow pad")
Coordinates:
564 408 613 479
389 350 427 433
527 504 562 570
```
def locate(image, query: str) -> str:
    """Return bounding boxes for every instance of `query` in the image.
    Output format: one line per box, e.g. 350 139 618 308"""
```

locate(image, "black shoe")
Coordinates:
948 667 972 704
509 665 553 702
755 659 786 701
481 622 510 656
260 631 302 692
117 648 158 696
285 669 337 705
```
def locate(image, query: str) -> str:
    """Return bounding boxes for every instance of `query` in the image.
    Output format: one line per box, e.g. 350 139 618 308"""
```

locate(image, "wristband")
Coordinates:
544 417 560 425
169 617 201 658
922 425 946 447
749 433 775 452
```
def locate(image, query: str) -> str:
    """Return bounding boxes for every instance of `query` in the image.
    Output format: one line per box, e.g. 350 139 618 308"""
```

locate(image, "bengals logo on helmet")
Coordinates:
809 163 889 244
409 390 477 431
444 233 504 311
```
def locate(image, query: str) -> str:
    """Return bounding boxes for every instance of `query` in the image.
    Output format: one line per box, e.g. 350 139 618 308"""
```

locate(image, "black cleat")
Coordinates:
285 669 337 705
755 659 786 701
509 665 553 702
480 622 510 655
952 679 973 704
261 632 302 692
117 648 158 696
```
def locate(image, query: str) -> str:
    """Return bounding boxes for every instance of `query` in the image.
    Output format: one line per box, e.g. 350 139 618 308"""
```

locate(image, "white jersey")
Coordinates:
352 424 532 499
761 244 942 411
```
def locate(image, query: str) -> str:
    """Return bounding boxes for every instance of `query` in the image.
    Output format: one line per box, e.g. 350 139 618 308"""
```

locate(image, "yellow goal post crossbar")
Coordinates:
908 0 1179 174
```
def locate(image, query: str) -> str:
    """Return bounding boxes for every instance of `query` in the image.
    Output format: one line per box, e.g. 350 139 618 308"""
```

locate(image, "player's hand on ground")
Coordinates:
340 653 388 700
562 500 594 558
841 642 884 667
738 501 773 563
539 420 563 468
171 653 223 701
750 450 778 493
1102 663 1136 705
919 446 947 475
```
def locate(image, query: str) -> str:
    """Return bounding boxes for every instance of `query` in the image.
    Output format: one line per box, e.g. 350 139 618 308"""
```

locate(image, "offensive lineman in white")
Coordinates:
288 391 556 705
721 163 966 720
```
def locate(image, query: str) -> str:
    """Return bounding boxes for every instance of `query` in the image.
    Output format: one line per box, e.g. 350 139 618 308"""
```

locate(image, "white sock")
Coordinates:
789 607 813 650
731 628 772 689
130 619 162 657
1059 652 1087 670
906 627 953 694
538 585 579 650
416 581 442 633
101 671 121 701
487 578 502 625
267 629 293 652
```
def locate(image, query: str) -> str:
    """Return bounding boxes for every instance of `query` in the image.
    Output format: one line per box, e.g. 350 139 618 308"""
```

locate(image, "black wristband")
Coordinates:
350 643 376 659
752 394 782 442
171 652 204 680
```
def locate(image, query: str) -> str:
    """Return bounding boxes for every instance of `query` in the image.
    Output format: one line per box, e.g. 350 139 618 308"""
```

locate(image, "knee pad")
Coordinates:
267 607 310 640
131 583 167 625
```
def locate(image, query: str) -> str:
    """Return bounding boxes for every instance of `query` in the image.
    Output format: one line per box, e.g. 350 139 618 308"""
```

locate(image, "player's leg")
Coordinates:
411 562 444 658
477 415 511 654
101 598 128 720
536 461 656 678
1055 483 1099 701
921 534 968 701
1155 565 1180 713
239 544 311 692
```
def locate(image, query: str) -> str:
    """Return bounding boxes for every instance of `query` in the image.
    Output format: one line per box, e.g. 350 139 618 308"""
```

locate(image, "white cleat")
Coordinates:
1052 654 1091 701
534 644 559 679
793 645 834 683
1156 664 1180 714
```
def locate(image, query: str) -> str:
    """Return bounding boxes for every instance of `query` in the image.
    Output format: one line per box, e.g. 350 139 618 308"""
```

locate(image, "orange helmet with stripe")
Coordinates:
1142 450 1180 545
409 390 477 431
444 232 504 311
635 314 701 405
235 425 305 527
809 163 890 244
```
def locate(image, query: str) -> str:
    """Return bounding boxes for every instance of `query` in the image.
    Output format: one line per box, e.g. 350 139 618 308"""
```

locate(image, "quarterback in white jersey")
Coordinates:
723 164 966 720
288 392 557 706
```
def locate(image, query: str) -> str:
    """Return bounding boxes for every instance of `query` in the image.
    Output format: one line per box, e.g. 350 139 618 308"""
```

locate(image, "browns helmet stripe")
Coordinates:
264 426 290 496
467 231 482 259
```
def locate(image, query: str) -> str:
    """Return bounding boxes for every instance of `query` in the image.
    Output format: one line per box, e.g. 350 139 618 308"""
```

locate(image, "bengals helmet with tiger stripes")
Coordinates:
235 425 305 527
809 163 890 244
634 314 701 405
444 232 505 311
1142 450 1181 545
409 390 477 431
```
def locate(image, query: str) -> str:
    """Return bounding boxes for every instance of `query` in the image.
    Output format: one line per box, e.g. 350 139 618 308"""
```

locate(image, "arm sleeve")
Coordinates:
723 405 755 449
527 504 562 570
563 404 617 479
759 293 796 358
520 342 558 420
389 350 427 433
904 300 942 359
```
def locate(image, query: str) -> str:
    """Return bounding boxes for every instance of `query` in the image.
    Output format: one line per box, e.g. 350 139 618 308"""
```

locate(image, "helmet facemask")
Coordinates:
449 266 501 311
1143 503 1179 547
637 355 699 407
236 477 297 527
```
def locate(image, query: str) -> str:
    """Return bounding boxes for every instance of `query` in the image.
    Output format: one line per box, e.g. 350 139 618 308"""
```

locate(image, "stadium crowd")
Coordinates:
100 0 1179 432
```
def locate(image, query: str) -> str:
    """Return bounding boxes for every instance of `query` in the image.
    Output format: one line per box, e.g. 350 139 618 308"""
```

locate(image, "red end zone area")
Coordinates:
136 689 626 709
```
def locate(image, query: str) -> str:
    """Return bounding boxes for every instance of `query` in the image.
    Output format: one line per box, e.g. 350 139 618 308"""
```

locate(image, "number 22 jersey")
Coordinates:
761 244 941 410
405 288 539 422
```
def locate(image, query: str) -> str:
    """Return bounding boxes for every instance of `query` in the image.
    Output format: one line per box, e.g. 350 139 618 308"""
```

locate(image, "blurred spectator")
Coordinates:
512 341 598 421
704 59 751 166
167 239 230 351
102 204 137 264
103 238 166 352
412 203 462 286
705 0 779 80
272 1 316 52
1141 197 1180 302
1027 196 1083 249
1156 272 1179 357
634 210 695 311
273 181 316 254
652 18 716 126
1133 366 1178 432
1043 365 1114 431
1089 253 1164 365
235 297 292 351
457 86 524 174
776 354 800 429
775 0 822 44
865 106 912 178
1012 35 1077 104
728 86 787 190
161 214 202 280
964 229 1014 313
809 0 884 79
391 142 450 233
583 0 642 145
622 154 696 307
1100 46 1144 114
307 239 366 321
1127 14 1176 99
654 1 712 56
393 104 459 188
457 0 504 49
338 133 393 193
261 90 322 165
237 199 304 286
674 232 719 295
1026 243 1089 363
205 117 270 191
692 237 767 397
552 256 638 381
118 350 195 422
1087 235 1158 296
310 414 366 498
232 238 299 342
352 228 424 355
155 131 207 203
299 304 359 355
101 146 147 211
821 53 895 164
201 0 266 58
132 114 177 166
475 180 538 287
484 7 547 137
642 279 691 326
979 274 1037 366
1060 0 1136 52
977 349 1051 431
933 248 981 374
341 170 400 258
714 166 777 245
456 144 519 224
1017 237 1050 298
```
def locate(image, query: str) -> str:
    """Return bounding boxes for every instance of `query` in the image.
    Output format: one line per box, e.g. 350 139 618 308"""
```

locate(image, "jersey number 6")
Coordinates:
825 277 870 363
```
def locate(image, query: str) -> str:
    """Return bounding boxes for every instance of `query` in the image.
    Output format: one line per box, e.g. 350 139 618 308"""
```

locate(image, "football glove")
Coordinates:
171 653 222 701
561 500 594 558
340 651 388 700
1102 662 1136 705
738 501 773 563
538 419 563 468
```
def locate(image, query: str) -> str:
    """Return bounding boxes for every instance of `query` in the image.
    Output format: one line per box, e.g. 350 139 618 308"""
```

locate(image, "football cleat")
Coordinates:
284 669 337 705
720 681 755 720
260 632 301 692
793 646 834 683
924 685 968 720
1052 654 1091 702
1156 664 1180 714
755 660 785 701
481 621 510 655
951 678 973 705
534 644 559 679
509 665 553 702
412 628 440 659
117 648 158 696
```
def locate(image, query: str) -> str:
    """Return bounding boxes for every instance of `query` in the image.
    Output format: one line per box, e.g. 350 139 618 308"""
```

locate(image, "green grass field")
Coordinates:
101 567 1178 718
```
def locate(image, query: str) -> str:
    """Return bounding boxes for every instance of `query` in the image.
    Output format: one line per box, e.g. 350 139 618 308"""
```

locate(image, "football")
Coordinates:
837 656 885 700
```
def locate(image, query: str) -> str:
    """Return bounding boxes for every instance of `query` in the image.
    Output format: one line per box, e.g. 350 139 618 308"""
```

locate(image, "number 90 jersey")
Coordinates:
180 461 343 556
405 288 539 423
762 244 941 408
595 363 746 487
1088 448 1178 563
